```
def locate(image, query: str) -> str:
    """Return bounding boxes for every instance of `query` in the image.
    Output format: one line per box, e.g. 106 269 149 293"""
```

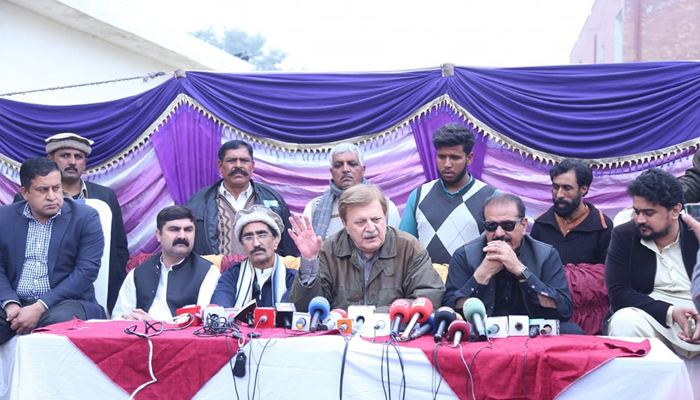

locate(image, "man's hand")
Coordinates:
288 214 322 259
482 240 526 277
673 306 700 344
681 214 700 241
9 302 45 334
473 245 505 285
122 308 152 321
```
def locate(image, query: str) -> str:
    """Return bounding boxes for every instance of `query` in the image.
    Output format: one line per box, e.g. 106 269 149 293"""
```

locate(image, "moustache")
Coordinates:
492 235 511 242
64 166 78 172
363 230 379 239
554 199 571 206
250 246 266 254
228 168 249 177
341 172 354 180
172 238 190 247
636 224 652 231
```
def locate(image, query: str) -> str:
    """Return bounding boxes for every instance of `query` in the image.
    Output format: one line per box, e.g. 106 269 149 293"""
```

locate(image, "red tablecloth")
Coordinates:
380 334 650 400
34 319 332 400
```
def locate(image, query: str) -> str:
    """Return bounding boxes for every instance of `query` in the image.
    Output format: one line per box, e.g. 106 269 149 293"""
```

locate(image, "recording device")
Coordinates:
389 299 411 339
485 316 509 339
322 309 347 330
538 319 560 336
447 319 471 347
463 298 487 341
685 203 700 221
308 296 330 333
348 305 376 329
409 312 436 340
292 312 311 332
275 303 296 328
400 297 433 341
433 307 457 342
508 315 530 337
254 307 275 329
337 318 353 334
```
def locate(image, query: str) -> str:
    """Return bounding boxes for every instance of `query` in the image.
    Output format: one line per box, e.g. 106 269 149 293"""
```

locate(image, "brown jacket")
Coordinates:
289 227 445 313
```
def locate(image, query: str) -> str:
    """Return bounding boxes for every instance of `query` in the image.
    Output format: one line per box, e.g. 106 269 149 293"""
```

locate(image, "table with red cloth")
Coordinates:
0 320 695 400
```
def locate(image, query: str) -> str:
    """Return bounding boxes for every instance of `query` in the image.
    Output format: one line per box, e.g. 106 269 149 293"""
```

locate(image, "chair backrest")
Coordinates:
78 198 112 315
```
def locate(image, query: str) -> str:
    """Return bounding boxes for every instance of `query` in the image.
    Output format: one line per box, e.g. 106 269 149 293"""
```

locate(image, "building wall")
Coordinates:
570 0 700 64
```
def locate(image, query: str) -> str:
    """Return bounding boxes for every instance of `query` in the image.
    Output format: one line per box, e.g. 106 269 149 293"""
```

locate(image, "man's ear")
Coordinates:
580 185 589 197
20 187 29 201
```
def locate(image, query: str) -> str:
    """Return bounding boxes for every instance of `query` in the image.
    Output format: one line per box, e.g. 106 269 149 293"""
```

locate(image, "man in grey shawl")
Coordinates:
303 143 401 240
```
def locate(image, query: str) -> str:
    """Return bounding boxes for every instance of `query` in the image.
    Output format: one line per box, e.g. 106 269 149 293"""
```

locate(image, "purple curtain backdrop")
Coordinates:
152 104 223 205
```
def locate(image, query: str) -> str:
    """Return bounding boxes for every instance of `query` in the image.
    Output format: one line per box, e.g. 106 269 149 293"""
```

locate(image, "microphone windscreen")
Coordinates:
330 308 348 318
462 298 486 324
447 319 470 339
409 297 433 323
308 296 330 320
433 306 456 328
389 299 411 321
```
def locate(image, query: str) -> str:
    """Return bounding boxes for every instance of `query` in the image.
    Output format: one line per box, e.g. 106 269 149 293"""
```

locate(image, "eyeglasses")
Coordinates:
241 232 272 244
483 218 523 232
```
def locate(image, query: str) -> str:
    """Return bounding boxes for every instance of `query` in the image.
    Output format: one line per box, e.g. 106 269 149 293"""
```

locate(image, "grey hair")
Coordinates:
329 142 364 167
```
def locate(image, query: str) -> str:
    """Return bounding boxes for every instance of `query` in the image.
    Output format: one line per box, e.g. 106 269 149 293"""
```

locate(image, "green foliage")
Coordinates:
192 27 287 71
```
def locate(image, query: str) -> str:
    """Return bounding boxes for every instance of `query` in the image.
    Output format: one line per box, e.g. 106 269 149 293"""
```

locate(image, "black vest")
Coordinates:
134 252 212 317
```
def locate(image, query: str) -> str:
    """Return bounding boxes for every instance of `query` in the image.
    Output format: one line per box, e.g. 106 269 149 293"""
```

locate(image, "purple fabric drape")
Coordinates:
151 104 222 205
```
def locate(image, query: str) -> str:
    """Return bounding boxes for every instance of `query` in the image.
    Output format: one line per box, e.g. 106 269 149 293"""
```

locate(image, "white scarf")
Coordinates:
233 254 287 308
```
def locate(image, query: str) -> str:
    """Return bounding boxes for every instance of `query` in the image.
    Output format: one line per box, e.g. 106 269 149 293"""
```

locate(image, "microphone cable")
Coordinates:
338 335 351 400
249 332 284 400
380 339 407 400
456 344 476 400
225 335 244 400
431 342 445 400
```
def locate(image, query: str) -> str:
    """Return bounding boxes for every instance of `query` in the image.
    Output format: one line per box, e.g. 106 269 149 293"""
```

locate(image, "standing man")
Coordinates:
211 205 296 308
112 206 220 321
531 159 613 265
303 142 401 240
13 133 130 313
400 123 497 264
1 158 105 345
289 184 445 313
443 193 580 333
186 140 296 257
605 169 700 357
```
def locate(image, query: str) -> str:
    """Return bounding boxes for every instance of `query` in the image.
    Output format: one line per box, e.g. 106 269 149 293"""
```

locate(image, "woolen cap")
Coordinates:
45 133 94 156
233 205 285 240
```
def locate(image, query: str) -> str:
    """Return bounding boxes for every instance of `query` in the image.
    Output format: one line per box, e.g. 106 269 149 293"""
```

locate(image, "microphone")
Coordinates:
322 309 347 330
400 297 433 341
467 321 478 342
409 312 436 340
389 299 411 339
308 296 330 333
274 303 296 328
447 320 471 347
462 298 487 341
486 324 499 335
529 325 539 338
433 307 457 343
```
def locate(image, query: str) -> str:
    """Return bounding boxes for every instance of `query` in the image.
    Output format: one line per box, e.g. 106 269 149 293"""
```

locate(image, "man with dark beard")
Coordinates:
112 206 220 321
605 169 699 358
531 159 613 265
400 123 497 264
186 140 296 257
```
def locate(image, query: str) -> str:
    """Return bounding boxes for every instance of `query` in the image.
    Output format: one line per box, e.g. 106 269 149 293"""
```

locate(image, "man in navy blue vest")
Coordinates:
111 206 220 321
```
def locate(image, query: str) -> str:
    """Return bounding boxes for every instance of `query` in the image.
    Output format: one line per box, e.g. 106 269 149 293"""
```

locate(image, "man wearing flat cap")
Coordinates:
15 133 130 313
210 205 297 308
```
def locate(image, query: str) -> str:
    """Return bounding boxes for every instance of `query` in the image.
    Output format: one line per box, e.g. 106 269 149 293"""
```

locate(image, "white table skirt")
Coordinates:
0 333 694 400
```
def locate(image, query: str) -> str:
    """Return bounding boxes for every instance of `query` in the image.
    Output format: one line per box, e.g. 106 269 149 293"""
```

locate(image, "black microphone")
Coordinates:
433 307 456 342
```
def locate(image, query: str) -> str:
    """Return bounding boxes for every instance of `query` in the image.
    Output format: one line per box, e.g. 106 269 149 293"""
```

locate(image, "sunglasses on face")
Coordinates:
483 218 523 232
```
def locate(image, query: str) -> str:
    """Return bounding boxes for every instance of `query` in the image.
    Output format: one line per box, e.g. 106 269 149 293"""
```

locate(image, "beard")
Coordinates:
636 223 671 241
553 191 582 217
440 166 467 185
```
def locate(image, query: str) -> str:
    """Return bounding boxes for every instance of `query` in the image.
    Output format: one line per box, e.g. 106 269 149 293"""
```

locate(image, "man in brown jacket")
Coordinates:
288 184 445 313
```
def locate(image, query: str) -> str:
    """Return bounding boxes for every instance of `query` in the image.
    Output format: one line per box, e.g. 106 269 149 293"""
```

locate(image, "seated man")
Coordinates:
443 193 581 334
211 205 296 308
112 206 220 321
531 159 613 265
0 158 105 345
289 184 445 313
679 150 700 203
303 142 401 240
606 169 700 357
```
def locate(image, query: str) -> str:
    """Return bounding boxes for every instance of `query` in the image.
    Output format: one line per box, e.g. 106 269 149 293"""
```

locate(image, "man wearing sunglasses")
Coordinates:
210 205 296 308
443 193 581 334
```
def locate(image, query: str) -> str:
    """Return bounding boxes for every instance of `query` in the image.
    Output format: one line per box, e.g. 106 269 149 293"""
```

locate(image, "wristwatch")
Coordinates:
516 267 532 281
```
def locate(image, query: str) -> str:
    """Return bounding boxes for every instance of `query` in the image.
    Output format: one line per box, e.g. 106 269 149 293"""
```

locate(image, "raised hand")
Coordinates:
288 214 323 259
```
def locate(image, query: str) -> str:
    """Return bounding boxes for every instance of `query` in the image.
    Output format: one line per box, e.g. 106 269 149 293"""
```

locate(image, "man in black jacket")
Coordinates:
14 133 130 313
605 168 699 358
186 140 296 257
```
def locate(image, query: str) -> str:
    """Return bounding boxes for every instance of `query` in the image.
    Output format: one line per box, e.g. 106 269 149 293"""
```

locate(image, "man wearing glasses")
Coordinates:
443 193 582 334
210 205 296 308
